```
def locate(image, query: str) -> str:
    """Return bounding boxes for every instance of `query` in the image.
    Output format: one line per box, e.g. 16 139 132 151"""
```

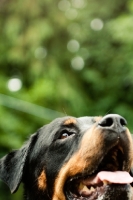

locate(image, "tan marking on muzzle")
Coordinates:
52 126 133 200
38 170 47 191
94 116 102 122
52 125 104 200
124 129 133 171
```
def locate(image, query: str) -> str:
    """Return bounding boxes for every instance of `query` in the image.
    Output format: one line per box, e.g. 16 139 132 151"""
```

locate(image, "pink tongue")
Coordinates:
83 171 133 185
98 171 133 184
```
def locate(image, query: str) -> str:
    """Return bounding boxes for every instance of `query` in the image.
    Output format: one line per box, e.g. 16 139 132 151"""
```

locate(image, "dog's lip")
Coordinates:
66 184 133 200
66 172 133 200
65 144 132 200
65 172 104 199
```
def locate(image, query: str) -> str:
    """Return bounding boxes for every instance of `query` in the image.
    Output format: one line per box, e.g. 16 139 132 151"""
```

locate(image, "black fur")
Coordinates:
0 115 133 200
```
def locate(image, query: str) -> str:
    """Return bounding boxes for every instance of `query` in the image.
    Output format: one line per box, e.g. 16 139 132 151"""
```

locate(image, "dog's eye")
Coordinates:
60 131 75 139
61 133 69 139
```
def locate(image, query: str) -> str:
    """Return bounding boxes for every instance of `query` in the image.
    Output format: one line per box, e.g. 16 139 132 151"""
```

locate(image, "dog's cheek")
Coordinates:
37 170 47 191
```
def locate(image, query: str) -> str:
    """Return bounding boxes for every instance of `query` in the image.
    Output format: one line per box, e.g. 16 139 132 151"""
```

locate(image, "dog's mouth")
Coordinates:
65 145 133 200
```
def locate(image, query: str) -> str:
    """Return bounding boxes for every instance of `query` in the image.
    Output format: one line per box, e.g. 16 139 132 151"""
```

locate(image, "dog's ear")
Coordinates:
0 133 37 194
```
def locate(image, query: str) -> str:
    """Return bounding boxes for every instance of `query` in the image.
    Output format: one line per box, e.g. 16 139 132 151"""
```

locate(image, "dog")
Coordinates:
0 114 133 200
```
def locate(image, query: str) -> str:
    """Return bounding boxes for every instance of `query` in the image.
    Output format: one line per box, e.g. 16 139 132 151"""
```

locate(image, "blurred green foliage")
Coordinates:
0 0 133 199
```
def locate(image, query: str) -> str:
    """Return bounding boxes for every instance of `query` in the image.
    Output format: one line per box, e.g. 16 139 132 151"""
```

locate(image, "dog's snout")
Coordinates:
98 114 127 132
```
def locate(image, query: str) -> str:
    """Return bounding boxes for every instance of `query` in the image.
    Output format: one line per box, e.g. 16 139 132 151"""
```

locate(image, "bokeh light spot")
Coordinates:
67 39 80 52
35 47 47 59
65 9 78 20
58 0 71 11
7 78 22 92
90 18 104 31
72 0 86 9
71 56 84 70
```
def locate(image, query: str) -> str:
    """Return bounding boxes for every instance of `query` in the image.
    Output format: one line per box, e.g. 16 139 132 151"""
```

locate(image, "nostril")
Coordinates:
98 115 127 129
99 117 114 127
120 118 127 126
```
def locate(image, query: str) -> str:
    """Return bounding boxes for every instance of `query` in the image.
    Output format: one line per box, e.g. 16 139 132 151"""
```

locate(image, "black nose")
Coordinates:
98 114 127 133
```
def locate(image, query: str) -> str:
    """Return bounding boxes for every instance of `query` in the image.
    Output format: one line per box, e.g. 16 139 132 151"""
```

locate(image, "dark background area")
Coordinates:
0 0 133 199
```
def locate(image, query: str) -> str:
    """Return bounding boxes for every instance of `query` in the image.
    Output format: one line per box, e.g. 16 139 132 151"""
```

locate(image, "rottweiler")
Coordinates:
0 114 133 200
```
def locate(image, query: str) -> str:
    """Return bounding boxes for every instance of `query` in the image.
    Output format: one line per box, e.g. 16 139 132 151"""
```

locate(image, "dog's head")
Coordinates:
0 114 133 200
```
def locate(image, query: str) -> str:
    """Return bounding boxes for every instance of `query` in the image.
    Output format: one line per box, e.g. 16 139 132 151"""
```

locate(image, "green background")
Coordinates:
0 0 133 199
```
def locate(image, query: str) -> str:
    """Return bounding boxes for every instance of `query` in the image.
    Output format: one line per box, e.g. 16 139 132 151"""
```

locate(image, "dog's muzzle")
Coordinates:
64 114 133 200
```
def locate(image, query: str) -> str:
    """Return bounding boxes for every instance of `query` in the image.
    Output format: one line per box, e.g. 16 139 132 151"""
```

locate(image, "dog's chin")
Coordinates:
65 183 132 200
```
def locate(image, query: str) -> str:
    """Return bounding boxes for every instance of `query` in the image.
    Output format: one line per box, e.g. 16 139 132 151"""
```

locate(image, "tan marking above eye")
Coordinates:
63 118 76 125
38 170 47 191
